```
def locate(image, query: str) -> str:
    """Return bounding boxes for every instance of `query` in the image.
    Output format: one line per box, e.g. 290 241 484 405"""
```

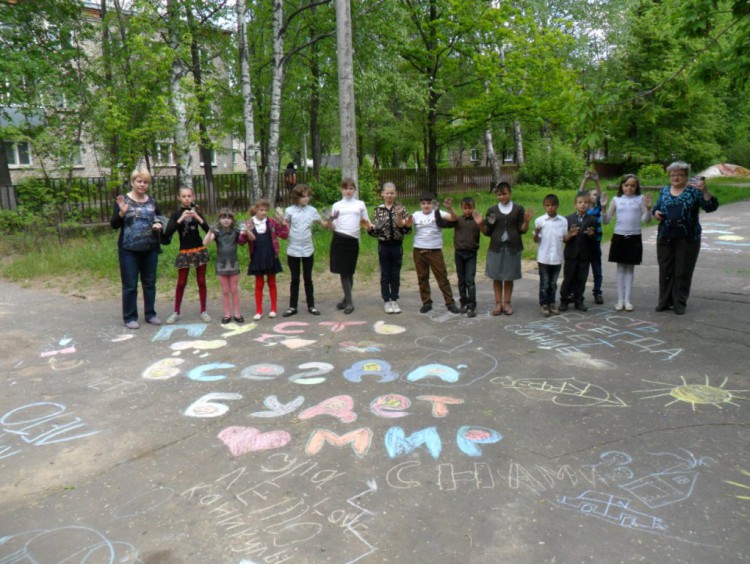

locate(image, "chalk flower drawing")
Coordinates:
634 375 750 411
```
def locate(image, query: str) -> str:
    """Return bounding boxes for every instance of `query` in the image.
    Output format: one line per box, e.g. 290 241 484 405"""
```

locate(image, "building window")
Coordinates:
3 141 32 167
154 143 175 166
470 148 479 162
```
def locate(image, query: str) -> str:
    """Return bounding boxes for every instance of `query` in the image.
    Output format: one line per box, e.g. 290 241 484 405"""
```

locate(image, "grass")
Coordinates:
1 179 748 299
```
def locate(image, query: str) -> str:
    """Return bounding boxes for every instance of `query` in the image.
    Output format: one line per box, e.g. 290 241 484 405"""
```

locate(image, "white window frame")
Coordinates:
4 141 33 167
200 148 217 168
154 142 175 166
470 148 479 162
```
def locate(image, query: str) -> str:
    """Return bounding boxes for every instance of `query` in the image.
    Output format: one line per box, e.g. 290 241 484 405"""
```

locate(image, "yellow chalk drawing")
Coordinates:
373 320 406 335
725 468 750 500
635 375 750 411
718 235 744 242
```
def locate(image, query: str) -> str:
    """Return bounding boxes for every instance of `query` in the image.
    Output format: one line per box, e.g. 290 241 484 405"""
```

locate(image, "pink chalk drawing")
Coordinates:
298 395 357 423
370 394 411 418
305 428 373 458
416 396 465 417
319 321 367 333
217 426 292 457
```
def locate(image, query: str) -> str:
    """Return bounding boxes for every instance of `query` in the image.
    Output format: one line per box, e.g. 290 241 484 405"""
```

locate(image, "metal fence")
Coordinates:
0 165 517 222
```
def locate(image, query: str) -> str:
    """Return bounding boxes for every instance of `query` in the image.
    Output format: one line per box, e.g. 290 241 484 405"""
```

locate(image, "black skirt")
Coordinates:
608 233 643 265
330 232 360 275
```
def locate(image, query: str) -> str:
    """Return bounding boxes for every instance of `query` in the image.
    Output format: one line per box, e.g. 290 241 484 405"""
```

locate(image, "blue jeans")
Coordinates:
538 262 562 306
455 249 477 308
119 247 159 323
590 244 603 296
378 243 403 301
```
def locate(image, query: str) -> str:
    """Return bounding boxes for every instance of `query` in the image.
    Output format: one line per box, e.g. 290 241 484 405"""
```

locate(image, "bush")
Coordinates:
638 163 667 185
517 138 585 190
308 164 379 208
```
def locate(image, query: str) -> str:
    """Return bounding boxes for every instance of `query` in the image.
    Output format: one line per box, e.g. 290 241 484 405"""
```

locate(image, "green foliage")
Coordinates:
307 164 379 208
517 138 585 190
638 164 668 184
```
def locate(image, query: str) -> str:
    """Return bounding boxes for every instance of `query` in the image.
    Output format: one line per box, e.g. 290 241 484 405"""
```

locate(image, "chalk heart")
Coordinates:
414 334 472 353
218 426 291 457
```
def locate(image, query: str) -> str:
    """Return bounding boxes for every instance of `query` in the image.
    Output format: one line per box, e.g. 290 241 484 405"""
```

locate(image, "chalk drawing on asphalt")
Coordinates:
635 375 750 411
218 426 293 456
725 468 750 500
498 377 627 407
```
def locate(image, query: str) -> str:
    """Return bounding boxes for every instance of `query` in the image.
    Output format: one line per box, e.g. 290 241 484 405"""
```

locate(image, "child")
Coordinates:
533 194 568 317
239 199 289 320
203 208 243 324
602 174 652 311
408 192 460 314
368 182 411 314
283 184 327 317
559 192 599 312
479 182 533 316
579 170 608 304
437 196 482 317
165 187 211 323
327 178 372 315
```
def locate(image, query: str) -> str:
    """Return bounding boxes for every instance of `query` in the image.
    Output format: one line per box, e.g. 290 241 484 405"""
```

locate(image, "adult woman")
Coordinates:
111 169 164 329
652 161 718 315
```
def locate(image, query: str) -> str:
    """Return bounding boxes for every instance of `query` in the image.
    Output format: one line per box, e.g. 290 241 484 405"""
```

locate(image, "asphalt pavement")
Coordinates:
1 200 749 563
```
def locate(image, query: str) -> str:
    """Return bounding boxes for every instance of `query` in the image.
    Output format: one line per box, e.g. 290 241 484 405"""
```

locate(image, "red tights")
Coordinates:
254 274 277 314
175 265 207 314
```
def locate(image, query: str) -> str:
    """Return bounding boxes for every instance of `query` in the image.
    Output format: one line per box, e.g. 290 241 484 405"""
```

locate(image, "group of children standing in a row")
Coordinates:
163 172 651 323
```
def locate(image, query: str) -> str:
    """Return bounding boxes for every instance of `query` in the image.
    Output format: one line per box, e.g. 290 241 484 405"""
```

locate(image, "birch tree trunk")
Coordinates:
167 0 192 191
513 120 525 165
237 0 261 203
335 0 358 190
265 0 285 205
483 128 500 190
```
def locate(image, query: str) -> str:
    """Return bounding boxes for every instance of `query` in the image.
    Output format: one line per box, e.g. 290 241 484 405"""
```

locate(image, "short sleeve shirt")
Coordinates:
535 214 567 265
285 204 321 257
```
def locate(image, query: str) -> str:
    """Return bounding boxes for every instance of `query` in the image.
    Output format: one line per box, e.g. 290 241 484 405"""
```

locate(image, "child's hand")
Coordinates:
431 199 439 211
524 208 534 222
472 209 483 224
643 194 652 208
584 226 596 236
590 171 599 181
331 210 340 220
600 192 609 207
442 198 453 209
568 225 580 237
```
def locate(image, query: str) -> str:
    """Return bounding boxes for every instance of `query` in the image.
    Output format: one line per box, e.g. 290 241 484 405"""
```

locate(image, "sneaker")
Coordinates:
420 303 433 314
574 302 588 312
269 311 277 318
615 301 624 311
446 304 460 314
467 308 477 318
558 303 569 312
253 313 262 320
540 305 551 317
459 305 468 314
125 320 140 329
200 311 212 322
384 301 393 313
391 301 401 314
624 302 634 312
549 306 560 315
147 316 162 325
166 312 180 324
594 294 604 305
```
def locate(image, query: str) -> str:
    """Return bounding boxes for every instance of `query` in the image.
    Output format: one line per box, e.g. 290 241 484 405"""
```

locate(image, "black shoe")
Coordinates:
594 294 604 305
308 306 321 315
282 308 298 317
459 305 468 314
344 305 354 314
467 308 476 318
221 316 231 324
558 303 569 312
336 301 347 310
420 303 433 314
673 305 686 315
447 304 460 314
234 315 245 323
574 302 588 312
654 304 671 312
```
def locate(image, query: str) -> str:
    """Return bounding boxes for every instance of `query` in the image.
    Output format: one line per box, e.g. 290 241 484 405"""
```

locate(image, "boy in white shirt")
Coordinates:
408 192 460 314
533 194 568 317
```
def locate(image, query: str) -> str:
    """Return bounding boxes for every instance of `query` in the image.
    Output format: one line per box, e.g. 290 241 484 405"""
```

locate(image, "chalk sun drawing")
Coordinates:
724 468 750 500
635 375 750 411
